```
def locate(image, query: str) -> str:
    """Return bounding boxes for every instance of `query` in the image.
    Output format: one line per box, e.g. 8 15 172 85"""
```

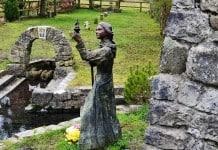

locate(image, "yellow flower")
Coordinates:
65 125 80 143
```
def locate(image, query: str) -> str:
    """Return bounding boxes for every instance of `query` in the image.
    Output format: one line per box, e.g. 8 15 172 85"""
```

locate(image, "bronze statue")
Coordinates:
72 22 122 149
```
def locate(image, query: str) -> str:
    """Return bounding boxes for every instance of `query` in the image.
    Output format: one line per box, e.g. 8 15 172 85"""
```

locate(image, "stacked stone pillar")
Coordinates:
144 0 218 149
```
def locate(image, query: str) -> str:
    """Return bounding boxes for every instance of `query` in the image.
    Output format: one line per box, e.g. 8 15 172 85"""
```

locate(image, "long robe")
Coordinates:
76 38 122 149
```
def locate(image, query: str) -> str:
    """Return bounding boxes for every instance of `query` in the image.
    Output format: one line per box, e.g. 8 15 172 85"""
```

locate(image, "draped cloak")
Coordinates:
75 38 122 149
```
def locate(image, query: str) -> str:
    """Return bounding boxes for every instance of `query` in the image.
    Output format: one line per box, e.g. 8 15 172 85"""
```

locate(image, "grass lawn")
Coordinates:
0 8 161 86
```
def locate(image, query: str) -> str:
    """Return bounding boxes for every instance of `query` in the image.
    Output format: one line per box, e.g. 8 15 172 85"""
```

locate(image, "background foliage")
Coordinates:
4 0 19 21
149 0 172 37
124 61 157 104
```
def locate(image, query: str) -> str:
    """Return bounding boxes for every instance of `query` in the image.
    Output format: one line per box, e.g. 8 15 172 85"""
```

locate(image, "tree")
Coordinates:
89 0 93 9
4 0 20 22
149 0 172 37
18 0 26 16
39 0 47 17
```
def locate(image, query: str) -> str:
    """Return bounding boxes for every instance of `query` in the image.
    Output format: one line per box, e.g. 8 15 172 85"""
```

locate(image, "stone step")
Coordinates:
74 85 124 98
114 85 124 96
116 105 143 114
0 75 15 91
0 77 26 100
46 72 76 92
115 95 126 105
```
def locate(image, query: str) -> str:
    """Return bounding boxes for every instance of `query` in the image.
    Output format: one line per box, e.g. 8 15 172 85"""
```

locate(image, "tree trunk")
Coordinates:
76 0 80 8
53 0 56 16
39 0 47 17
18 0 26 16
89 0 93 9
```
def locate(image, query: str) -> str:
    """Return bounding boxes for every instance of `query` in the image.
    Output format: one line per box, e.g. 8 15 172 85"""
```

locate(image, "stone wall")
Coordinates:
143 0 218 149
27 85 124 111
8 26 74 79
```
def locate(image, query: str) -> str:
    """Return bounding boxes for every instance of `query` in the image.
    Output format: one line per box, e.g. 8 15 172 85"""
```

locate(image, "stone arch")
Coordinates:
8 26 74 78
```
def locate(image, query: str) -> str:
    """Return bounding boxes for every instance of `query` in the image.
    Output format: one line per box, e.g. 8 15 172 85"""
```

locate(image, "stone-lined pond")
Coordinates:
0 80 79 140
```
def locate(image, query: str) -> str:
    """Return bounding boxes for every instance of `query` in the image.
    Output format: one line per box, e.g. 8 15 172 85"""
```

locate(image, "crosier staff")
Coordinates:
73 19 94 86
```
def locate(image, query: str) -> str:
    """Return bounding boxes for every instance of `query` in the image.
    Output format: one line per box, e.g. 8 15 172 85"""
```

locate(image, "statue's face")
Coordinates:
96 25 107 39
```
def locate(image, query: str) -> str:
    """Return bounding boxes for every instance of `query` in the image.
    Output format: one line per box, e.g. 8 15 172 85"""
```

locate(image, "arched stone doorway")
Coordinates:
8 26 74 78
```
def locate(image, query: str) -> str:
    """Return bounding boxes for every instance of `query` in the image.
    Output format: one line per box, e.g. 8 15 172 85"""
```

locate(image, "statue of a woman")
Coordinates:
72 22 122 149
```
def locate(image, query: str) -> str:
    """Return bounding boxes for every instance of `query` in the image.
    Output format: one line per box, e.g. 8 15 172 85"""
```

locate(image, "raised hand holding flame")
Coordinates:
71 19 82 43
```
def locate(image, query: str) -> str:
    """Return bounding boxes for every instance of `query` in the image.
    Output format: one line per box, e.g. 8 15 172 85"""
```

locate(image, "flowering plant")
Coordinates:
60 0 74 10
65 124 80 148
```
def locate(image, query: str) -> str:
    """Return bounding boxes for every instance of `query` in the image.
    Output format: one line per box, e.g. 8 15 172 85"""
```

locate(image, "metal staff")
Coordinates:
74 19 94 86
90 63 94 86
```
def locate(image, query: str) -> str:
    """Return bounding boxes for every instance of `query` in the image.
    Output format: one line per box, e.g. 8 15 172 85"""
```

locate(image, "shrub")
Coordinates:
4 0 19 22
149 0 172 37
124 61 157 104
60 0 74 10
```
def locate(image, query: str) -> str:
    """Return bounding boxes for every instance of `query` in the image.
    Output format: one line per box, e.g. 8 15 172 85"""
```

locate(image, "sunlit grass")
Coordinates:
31 39 56 60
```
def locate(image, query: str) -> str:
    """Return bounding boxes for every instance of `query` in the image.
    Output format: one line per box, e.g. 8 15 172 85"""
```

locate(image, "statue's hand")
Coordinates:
71 32 82 43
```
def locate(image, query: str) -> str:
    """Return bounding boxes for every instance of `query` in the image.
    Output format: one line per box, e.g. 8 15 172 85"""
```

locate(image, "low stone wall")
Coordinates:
29 84 124 111
144 0 218 149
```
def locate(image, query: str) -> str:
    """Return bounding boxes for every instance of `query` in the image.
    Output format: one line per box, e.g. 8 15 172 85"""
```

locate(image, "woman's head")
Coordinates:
96 22 114 40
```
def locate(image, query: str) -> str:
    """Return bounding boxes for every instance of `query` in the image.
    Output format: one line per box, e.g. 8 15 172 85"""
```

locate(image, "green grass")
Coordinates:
2 129 67 149
0 59 11 70
0 8 161 86
108 104 149 149
2 104 149 150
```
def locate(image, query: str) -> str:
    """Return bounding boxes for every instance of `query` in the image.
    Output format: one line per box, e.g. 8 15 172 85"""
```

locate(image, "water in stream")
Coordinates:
0 80 79 140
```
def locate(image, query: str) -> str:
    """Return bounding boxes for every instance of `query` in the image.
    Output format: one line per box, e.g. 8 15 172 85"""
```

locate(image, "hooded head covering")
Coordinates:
98 22 114 40
98 22 116 58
